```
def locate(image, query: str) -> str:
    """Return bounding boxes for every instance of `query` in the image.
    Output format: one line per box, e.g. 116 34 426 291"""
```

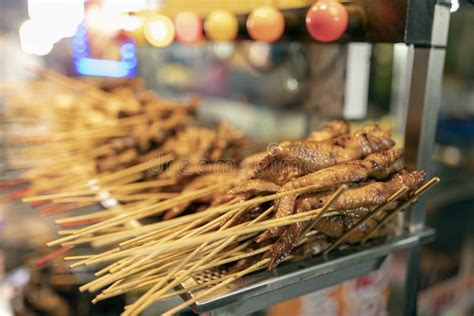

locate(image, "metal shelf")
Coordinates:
183 228 434 315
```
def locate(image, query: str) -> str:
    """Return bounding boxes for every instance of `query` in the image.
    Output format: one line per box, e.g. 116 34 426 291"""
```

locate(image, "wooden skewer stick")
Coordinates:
96 242 253 300
55 199 152 225
50 178 345 248
92 207 231 269
323 186 409 255
47 182 228 247
140 206 274 309
22 179 175 203
93 257 258 305
87 215 225 290
121 206 248 315
80 206 262 270
361 177 440 243
91 202 304 303
132 206 261 313
94 216 253 299
95 239 251 298
96 154 173 185
117 206 237 250
115 194 350 262
52 193 178 203
75 206 324 266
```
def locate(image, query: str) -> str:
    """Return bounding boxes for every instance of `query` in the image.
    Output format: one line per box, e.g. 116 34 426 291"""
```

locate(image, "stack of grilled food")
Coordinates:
1 73 438 315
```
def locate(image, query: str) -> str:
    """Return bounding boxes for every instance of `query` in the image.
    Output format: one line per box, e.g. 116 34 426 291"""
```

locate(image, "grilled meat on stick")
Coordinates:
256 149 404 242
221 121 352 210
305 120 350 141
248 121 351 185
268 170 425 268
253 125 395 185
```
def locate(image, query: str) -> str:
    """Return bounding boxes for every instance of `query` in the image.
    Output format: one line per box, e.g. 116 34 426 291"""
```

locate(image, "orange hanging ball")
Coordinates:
205 10 239 41
246 6 285 42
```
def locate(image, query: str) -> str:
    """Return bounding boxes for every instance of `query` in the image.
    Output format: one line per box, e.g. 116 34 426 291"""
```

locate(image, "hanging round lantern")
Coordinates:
306 0 348 42
144 14 175 48
205 10 239 42
174 12 203 44
246 6 284 42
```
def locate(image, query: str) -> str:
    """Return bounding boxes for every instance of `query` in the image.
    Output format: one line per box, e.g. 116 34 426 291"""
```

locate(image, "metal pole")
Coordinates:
402 2 450 314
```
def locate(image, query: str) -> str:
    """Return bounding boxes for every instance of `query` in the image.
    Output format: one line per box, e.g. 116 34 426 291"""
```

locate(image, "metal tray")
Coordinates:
181 228 434 315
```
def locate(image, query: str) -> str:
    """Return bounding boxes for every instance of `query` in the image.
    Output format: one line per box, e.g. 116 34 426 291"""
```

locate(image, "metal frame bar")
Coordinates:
402 2 450 314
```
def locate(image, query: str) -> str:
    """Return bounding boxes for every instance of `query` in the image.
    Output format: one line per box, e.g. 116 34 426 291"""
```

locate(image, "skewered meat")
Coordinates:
228 179 281 196
268 170 425 268
253 125 395 184
250 121 351 184
240 152 268 178
305 120 350 141
209 123 248 161
256 149 404 242
292 235 331 259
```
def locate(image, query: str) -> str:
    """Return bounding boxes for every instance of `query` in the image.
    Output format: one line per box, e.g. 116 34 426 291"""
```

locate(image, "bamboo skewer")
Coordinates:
46 179 354 248
52 193 179 203
22 179 176 203
104 204 341 262
128 206 259 314
85 187 344 314
46 182 229 247
96 206 247 294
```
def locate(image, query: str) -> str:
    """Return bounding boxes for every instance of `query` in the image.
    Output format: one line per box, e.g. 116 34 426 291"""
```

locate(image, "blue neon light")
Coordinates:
72 23 137 78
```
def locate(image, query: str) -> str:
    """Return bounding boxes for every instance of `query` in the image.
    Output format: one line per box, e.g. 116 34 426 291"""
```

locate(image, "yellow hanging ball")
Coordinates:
205 10 239 41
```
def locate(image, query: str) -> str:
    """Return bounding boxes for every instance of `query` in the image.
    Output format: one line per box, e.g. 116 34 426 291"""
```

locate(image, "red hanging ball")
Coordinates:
306 0 348 42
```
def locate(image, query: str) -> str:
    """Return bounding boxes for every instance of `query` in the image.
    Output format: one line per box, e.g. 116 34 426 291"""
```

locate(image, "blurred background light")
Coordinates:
144 14 175 48
21 0 85 55
451 0 460 12
212 42 235 60
120 15 144 32
246 6 285 42
19 19 54 56
204 10 239 42
86 4 121 37
101 0 147 14
174 12 203 44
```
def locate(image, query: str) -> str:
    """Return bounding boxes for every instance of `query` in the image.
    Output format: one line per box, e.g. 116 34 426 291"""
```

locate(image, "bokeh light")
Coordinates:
174 12 203 44
19 19 54 56
144 14 175 48
246 6 284 42
205 10 239 42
